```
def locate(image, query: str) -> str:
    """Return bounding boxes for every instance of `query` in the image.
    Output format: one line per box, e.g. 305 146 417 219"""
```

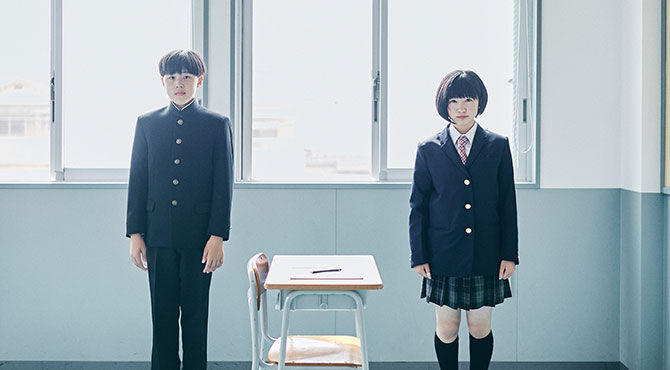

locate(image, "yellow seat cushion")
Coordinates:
268 335 362 367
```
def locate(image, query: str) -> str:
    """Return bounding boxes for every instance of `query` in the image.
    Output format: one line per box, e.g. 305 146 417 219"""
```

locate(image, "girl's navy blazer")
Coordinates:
126 101 234 249
409 124 519 277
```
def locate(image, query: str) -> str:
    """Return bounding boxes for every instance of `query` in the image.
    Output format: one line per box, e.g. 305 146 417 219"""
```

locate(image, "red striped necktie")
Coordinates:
457 135 468 165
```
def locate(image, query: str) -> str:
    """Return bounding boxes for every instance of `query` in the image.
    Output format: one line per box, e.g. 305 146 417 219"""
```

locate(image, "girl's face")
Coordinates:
447 97 479 130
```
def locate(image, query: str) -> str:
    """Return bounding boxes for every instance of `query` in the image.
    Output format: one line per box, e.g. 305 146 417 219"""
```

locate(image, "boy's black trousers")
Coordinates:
147 247 212 370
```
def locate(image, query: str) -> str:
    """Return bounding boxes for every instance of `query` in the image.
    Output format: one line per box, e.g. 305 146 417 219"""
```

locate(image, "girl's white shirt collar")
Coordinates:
449 122 477 155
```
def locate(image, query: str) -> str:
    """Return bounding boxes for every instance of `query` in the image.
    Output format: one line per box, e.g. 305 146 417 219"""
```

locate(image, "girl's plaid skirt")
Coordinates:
421 274 512 310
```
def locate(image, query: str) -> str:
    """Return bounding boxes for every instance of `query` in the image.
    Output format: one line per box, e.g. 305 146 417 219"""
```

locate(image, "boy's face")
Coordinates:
447 97 479 130
161 70 203 107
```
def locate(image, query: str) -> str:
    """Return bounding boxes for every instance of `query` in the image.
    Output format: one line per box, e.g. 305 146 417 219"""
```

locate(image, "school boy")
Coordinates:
409 70 519 370
126 50 233 370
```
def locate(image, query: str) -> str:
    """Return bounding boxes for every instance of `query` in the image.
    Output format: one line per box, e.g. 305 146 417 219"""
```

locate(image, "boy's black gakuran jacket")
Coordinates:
126 101 233 249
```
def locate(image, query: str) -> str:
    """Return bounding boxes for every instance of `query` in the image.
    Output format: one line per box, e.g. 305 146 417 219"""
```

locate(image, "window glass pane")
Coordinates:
387 0 515 168
63 0 191 168
0 0 50 181
252 0 372 181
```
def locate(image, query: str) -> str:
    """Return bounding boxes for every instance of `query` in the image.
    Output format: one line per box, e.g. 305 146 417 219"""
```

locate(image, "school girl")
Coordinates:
409 70 519 370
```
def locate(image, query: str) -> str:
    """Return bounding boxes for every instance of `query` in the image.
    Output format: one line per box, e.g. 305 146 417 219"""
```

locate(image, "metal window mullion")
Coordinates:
515 0 528 183
523 0 535 184
533 0 541 186
374 0 388 181
192 0 206 106
515 0 537 185
230 0 244 182
50 0 63 181
527 0 539 185
239 0 252 181
371 0 381 180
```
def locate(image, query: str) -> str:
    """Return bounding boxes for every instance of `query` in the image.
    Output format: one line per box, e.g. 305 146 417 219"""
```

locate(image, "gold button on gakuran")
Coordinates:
465 227 472 234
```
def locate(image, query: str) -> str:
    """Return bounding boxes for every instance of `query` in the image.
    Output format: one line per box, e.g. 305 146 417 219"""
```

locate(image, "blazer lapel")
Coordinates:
439 125 470 176
465 124 488 169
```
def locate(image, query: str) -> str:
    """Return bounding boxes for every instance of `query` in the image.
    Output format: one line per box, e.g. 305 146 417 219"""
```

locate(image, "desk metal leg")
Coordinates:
277 293 294 370
276 290 370 370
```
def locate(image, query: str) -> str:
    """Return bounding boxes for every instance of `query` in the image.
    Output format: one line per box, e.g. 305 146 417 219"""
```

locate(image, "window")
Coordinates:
386 0 514 168
234 0 538 183
0 0 50 182
249 0 373 181
58 0 192 179
3 0 537 184
2 0 197 182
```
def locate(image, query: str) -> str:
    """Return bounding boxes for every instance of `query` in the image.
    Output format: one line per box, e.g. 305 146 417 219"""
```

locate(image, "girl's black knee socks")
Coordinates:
434 333 459 370
469 330 493 370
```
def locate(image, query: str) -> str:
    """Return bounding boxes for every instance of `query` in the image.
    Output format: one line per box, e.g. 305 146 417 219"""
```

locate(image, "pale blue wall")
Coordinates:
620 192 666 370
665 196 670 370
0 186 623 363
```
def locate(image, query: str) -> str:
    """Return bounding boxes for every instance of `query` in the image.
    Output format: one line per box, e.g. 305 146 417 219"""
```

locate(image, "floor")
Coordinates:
0 362 629 369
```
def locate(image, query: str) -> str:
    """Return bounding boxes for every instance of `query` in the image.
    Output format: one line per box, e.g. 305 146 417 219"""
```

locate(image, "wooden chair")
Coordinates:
247 253 363 369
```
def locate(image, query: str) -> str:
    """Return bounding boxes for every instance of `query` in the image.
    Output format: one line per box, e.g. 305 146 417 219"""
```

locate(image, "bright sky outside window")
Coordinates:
251 0 373 181
0 0 50 181
387 0 515 169
62 0 191 169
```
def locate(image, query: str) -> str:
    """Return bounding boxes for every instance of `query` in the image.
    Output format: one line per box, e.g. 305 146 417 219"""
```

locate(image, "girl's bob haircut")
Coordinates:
159 50 207 77
435 70 488 123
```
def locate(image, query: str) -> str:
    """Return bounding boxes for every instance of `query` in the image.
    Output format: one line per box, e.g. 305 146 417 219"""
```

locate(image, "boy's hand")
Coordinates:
202 235 224 273
413 263 431 279
129 234 147 271
499 260 516 280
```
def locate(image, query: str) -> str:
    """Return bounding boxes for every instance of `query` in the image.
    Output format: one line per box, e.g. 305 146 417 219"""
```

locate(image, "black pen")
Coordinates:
311 268 342 274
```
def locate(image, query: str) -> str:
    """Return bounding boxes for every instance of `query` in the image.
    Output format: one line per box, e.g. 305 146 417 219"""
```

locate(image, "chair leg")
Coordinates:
277 294 293 370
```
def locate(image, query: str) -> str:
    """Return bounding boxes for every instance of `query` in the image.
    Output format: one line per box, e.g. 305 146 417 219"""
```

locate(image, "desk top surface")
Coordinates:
264 255 384 290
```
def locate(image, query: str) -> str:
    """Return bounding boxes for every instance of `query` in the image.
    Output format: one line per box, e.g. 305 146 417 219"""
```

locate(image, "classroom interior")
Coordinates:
1 0 669 369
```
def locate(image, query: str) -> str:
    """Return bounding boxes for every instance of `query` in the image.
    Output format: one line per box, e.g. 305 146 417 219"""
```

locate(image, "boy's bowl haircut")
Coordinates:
159 49 207 77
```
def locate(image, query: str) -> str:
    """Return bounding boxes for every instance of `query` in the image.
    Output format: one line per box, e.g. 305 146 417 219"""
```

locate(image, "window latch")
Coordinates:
50 76 55 123
372 71 380 122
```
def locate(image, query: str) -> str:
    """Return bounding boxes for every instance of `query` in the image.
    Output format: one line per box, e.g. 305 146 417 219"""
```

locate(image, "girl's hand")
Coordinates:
499 260 516 280
413 263 432 279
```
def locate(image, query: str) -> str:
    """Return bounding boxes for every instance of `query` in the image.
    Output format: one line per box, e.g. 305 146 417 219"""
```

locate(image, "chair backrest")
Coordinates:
247 253 270 368
247 253 269 311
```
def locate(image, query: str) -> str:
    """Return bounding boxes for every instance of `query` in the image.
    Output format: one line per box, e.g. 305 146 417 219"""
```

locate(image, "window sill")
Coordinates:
0 180 538 190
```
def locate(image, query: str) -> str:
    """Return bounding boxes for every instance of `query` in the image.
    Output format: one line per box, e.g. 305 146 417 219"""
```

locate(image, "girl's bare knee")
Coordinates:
436 323 460 343
435 306 461 343
466 316 491 338
465 306 492 338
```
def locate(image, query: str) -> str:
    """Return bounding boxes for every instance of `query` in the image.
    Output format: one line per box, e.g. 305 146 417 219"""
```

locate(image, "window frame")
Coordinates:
6 0 538 184
48 0 205 182
662 0 669 194
232 0 540 185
